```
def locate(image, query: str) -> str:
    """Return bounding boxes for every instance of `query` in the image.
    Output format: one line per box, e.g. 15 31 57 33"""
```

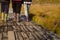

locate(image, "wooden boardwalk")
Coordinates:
0 21 60 40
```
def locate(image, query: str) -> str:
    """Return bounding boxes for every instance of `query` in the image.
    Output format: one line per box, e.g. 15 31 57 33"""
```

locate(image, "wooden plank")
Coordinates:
3 26 8 32
3 32 8 37
0 27 3 32
38 32 47 40
31 32 40 40
24 22 41 31
21 32 29 40
14 31 19 40
16 26 20 31
32 26 40 31
27 32 35 40
21 24 29 32
28 25 35 31
34 31 44 40
13 26 16 30
17 32 23 40
2 32 8 40
8 31 15 40
7 26 13 31
0 33 2 40
28 22 41 31
26 25 33 32
20 25 25 32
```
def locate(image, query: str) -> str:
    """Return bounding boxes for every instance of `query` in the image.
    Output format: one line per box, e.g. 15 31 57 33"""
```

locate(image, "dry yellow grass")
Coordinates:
30 4 60 16
30 4 60 35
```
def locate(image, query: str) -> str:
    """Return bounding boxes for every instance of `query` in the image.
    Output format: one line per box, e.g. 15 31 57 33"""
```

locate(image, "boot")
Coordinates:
2 12 4 21
26 16 29 22
4 13 7 22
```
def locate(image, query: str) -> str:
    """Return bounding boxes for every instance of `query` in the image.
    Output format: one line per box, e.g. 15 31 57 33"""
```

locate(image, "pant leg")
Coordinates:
16 2 22 14
12 1 16 13
1 2 9 14
4 3 9 14
24 3 27 16
1 3 5 12
12 1 22 14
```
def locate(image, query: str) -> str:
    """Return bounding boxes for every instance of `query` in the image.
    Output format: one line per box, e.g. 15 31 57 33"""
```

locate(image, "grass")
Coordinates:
32 0 60 4
30 4 60 36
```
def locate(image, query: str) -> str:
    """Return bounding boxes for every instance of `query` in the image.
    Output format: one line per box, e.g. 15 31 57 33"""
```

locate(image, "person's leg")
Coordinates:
24 3 29 21
4 3 9 21
27 4 31 21
12 1 17 21
16 2 22 22
1 3 5 21
1 2 9 21
24 1 32 21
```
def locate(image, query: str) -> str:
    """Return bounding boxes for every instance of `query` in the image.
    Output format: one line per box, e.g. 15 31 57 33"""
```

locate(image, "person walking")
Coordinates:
12 0 23 22
1 0 10 22
23 0 32 21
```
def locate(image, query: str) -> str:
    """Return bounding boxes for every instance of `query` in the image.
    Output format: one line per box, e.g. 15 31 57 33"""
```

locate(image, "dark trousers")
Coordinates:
12 1 22 14
1 2 9 14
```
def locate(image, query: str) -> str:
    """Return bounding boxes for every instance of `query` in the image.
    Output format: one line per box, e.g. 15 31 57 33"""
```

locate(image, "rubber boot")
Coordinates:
4 13 7 22
2 12 4 21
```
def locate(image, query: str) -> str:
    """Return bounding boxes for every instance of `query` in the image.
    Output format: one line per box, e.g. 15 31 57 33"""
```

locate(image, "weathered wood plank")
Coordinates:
31 32 40 40
21 32 29 40
20 25 26 32
0 33 2 40
8 31 15 40
26 25 33 32
21 24 29 32
14 31 19 40
2 32 8 40
27 32 35 40
17 32 23 40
